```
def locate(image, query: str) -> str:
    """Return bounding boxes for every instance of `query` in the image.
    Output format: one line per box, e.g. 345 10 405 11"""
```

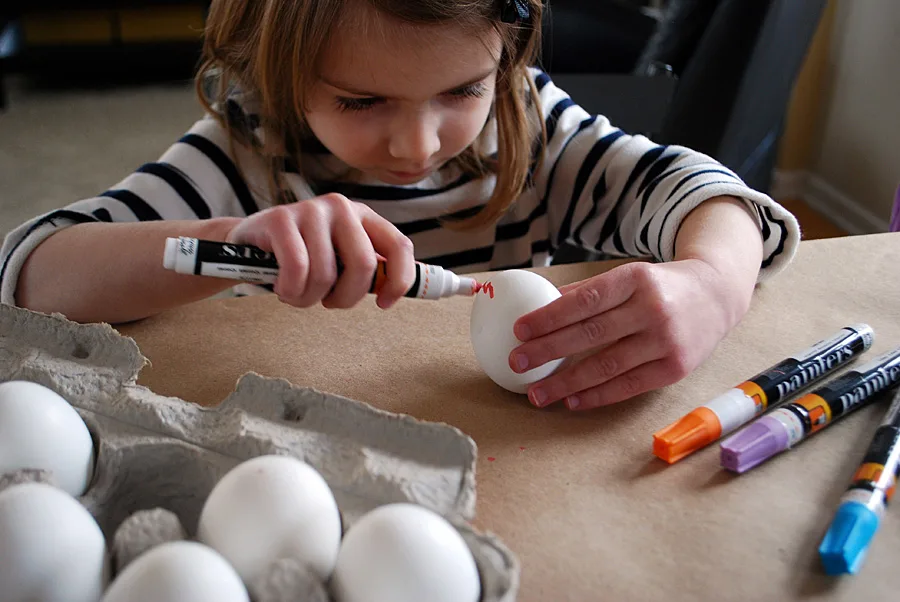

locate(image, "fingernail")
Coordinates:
566 396 581 410
530 388 547 407
515 324 531 341
513 352 529 372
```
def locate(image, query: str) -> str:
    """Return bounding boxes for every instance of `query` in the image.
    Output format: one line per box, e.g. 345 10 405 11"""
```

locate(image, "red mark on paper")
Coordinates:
482 282 494 298
487 457 496 462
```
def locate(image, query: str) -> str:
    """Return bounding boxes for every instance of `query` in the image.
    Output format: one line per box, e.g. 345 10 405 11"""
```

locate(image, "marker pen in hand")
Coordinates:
162 236 480 300
818 386 900 575
720 346 900 474
653 324 874 463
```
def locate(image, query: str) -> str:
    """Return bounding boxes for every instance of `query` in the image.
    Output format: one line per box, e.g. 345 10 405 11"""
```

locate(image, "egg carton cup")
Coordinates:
0 304 519 601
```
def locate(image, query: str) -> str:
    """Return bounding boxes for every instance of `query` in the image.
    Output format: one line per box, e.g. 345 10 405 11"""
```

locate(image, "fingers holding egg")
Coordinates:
470 270 566 394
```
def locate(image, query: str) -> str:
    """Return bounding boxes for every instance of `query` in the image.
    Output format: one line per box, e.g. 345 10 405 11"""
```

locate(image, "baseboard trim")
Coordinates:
772 169 889 235
805 175 890 235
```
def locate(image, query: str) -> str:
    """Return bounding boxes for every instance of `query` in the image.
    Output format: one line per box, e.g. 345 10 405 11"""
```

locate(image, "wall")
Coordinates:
777 0 835 173
776 0 899 233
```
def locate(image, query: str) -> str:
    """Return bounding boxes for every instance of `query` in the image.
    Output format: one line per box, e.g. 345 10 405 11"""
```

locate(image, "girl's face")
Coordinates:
305 12 502 186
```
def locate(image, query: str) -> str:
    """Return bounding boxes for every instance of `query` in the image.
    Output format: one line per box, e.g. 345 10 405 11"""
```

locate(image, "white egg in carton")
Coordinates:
0 304 519 601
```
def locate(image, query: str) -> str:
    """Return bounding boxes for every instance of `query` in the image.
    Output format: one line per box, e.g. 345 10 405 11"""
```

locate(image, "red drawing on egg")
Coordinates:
482 282 494 298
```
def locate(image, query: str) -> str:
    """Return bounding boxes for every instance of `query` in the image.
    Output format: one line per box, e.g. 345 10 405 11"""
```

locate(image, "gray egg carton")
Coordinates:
0 304 519 601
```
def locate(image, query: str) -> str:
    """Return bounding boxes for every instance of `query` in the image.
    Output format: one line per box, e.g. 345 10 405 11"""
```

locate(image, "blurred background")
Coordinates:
1 0 897 248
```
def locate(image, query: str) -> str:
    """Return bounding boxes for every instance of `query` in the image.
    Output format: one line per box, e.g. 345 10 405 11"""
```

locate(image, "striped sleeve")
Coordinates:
529 68 800 282
0 113 272 305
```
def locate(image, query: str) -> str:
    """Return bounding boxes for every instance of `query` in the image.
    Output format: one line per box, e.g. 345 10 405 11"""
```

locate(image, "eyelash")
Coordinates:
334 82 488 113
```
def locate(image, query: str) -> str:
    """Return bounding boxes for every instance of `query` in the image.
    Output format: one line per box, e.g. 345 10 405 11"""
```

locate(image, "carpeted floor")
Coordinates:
0 76 201 236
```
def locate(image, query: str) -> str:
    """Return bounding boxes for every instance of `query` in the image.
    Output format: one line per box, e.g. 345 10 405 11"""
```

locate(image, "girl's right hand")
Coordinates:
225 193 416 310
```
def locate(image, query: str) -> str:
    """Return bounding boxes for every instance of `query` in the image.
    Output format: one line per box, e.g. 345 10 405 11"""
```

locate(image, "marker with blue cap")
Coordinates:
819 386 900 575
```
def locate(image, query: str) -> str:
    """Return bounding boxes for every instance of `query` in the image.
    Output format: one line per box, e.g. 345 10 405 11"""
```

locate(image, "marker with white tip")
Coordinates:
162 237 480 300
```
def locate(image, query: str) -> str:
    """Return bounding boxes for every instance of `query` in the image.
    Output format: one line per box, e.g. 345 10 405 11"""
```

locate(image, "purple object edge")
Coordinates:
720 416 791 473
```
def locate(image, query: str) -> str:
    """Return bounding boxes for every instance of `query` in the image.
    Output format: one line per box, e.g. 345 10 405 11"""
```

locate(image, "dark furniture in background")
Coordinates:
543 0 827 263
544 0 827 193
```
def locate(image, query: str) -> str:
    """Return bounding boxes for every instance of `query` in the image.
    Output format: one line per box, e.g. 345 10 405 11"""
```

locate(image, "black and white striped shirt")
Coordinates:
0 68 800 305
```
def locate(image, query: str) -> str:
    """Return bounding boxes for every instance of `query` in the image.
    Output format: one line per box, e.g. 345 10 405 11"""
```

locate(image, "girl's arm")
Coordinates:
672 195 764 325
15 217 241 325
1 112 269 322
5 97 417 324
529 67 800 281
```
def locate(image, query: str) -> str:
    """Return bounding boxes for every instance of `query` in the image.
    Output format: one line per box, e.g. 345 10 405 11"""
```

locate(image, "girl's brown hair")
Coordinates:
195 0 546 230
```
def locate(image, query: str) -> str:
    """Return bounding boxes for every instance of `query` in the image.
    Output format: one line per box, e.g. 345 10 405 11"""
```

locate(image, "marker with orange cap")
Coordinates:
653 324 874 464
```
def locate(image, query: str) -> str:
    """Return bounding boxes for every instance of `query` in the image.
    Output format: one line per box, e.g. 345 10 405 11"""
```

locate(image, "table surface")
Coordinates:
118 232 900 601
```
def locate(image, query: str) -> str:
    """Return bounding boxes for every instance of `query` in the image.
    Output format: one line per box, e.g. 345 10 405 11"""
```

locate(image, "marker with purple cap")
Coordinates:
720 346 900 474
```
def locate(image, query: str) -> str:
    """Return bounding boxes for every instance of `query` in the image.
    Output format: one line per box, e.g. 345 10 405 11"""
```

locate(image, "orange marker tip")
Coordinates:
651 407 722 464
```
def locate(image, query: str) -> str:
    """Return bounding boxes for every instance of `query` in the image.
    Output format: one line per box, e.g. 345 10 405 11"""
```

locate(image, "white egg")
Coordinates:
102 541 249 602
0 482 109 602
197 455 342 585
331 503 480 602
470 269 565 393
0 380 95 496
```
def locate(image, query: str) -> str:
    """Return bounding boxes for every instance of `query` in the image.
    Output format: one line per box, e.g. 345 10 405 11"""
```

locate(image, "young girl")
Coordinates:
0 0 801 411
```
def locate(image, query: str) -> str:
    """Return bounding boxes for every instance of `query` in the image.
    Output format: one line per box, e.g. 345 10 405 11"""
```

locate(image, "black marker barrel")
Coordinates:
162 237 479 300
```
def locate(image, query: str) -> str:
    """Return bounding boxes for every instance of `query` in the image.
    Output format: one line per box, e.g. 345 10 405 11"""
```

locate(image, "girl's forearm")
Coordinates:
673 196 765 324
15 217 244 324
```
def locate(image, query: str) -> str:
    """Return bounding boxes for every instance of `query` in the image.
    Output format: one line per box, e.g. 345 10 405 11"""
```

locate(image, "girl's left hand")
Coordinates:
509 258 754 410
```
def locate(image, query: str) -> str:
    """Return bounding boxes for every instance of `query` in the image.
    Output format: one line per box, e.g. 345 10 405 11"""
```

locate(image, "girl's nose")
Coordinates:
388 110 441 164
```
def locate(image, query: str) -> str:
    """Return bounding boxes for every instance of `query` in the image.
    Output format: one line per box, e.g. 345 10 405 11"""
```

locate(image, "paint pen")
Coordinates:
720 346 900 474
818 386 900 575
162 237 480 299
652 324 874 464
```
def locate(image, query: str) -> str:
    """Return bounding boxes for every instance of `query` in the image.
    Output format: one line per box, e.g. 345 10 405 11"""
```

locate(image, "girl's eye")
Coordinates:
448 83 488 101
334 96 383 113
333 82 487 113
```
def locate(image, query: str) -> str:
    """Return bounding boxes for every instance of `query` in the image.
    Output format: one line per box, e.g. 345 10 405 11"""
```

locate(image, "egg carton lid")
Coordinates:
0 303 478 524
